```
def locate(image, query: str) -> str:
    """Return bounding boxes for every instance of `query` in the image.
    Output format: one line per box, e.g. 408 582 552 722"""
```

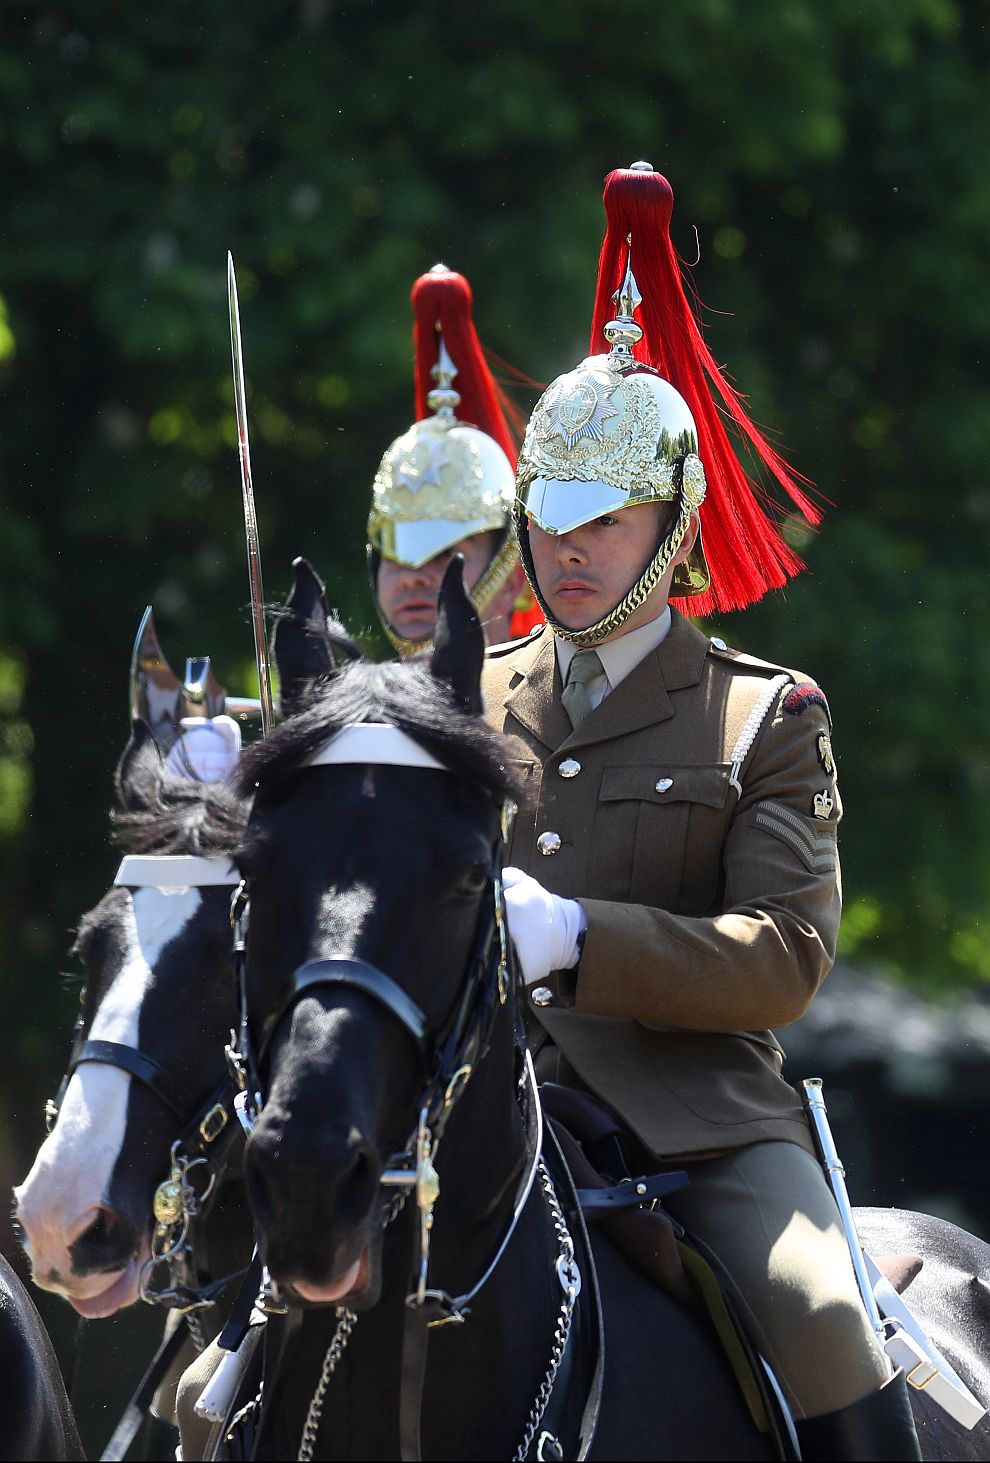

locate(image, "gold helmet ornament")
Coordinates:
514 163 821 645
367 265 537 655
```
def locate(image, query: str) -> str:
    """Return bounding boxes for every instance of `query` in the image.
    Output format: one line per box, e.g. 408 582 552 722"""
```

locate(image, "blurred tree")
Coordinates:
0 0 988 1202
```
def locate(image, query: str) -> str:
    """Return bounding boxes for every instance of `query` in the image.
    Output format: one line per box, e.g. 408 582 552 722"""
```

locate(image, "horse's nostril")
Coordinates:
246 1128 378 1242
68 1206 140 1277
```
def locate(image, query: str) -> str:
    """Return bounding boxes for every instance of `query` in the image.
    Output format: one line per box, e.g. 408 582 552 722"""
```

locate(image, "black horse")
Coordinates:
226 557 990 1461
14 723 253 1451
0 1252 85 1460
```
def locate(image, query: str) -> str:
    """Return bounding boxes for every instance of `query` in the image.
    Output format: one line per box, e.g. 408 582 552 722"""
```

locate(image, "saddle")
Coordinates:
540 1080 926 1443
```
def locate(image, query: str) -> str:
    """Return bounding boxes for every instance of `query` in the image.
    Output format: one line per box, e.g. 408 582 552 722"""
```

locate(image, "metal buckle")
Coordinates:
906 1358 940 1392
199 1103 230 1144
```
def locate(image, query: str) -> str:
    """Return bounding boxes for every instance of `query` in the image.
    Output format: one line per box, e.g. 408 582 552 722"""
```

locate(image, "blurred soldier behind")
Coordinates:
366 265 542 654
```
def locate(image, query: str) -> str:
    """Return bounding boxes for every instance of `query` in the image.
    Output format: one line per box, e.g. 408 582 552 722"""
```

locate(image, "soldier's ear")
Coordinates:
430 555 484 717
114 718 164 812
272 557 360 718
672 512 701 565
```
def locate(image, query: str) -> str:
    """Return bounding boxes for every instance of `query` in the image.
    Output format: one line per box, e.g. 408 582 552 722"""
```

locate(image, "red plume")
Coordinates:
589 167 820 616
411 266 544 639
410 267 521 464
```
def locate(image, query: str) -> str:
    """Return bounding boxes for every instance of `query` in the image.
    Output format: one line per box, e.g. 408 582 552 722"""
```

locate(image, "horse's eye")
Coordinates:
457 866 490 898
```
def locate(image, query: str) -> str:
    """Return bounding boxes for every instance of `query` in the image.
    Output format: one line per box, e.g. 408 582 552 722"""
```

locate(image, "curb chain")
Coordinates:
513 1159 579 1462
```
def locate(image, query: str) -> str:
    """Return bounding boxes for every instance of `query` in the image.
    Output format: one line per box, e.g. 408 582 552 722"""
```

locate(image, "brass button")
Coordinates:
655 778 673 793
537 831 562 856
558 758 581 779
531 986 553 1007
710 637 728 651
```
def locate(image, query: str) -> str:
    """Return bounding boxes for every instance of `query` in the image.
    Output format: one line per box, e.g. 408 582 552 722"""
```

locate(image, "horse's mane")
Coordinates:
112 772 249 855
236 653 522 808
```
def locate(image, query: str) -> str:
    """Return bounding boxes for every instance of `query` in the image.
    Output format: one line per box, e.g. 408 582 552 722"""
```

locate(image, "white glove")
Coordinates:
164 715 242 784
501 866 587 987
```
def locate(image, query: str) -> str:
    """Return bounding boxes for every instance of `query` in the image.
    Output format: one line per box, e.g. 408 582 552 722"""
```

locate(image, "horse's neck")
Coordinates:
263 1015 562 1461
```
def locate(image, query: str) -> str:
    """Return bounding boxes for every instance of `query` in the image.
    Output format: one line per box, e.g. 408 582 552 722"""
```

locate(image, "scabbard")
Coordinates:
800 1077 886 1340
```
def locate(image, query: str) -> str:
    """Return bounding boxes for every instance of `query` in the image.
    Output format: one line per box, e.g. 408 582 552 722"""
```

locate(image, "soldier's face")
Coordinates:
377 531 496 644
528 504 696 640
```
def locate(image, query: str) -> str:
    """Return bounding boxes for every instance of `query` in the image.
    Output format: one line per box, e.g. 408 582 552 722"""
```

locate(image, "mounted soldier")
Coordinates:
485 162 923 1460
366 264 541 655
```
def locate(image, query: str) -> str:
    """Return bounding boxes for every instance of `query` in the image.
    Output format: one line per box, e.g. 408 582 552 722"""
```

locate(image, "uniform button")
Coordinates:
537 831 562 856
558 758 581 779
655 778 673 793
710 637 728 651
531 986 553 1007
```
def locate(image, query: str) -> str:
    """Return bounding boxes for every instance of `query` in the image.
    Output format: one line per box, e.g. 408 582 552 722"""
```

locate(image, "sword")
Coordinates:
228 251 275 735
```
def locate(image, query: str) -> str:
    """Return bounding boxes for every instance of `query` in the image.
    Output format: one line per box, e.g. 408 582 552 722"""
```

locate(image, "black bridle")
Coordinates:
226 739 585 1459
229 838 515 1170
45 861 247 1317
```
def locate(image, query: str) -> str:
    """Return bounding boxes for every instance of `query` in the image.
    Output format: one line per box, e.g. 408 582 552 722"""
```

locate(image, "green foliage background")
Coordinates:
0 0 988 1211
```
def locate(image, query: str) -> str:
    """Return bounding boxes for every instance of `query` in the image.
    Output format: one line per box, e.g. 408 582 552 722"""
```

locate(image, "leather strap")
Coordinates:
258 958 431 1066
98 1315 191 1461
71 1039 188 1121
576 1171 689 1217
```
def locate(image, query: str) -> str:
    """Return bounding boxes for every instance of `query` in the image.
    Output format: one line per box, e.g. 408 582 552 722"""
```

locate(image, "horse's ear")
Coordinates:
273 557 358 717
114 718 164 812
430 555 484 716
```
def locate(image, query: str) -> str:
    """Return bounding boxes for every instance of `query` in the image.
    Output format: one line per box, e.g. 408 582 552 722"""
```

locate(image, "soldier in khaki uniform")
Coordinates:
490 164 921 1460
366 264 540 656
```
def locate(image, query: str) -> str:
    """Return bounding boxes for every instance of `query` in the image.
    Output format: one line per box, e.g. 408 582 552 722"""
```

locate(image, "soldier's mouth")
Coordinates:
393 598 437 621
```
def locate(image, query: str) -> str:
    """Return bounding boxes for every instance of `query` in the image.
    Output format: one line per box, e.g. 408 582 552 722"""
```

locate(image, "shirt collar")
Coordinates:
555 605 673 692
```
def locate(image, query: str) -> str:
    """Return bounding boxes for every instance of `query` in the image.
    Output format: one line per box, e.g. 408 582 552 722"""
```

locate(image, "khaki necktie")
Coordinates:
561 648 604 729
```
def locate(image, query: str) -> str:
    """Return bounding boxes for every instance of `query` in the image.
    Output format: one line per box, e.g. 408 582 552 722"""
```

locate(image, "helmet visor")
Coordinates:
522 477 640 536
373 516 492 569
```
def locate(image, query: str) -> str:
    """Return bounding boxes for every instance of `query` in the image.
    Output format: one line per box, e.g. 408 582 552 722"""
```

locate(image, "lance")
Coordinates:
228 251 275 735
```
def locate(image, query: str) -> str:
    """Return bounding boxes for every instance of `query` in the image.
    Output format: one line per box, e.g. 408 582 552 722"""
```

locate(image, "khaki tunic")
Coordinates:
482 608 841 1163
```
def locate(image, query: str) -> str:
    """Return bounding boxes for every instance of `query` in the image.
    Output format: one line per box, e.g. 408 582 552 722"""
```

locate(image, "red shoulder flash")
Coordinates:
783 683 832 729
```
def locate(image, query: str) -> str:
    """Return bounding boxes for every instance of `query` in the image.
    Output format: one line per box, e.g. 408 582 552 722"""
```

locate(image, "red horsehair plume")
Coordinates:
589 166 821 616
410 266 521 461
410 266 543 638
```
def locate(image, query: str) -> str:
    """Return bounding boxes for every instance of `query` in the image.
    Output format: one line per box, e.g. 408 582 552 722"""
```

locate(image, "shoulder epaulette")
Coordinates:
484 624 546 658
706 636 804 684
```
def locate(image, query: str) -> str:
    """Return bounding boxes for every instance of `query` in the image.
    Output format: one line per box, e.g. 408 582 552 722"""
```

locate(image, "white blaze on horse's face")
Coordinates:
14 886 203 1308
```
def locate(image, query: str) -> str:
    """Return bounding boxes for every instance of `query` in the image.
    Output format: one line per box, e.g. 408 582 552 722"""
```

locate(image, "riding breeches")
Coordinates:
661 1141 891 1420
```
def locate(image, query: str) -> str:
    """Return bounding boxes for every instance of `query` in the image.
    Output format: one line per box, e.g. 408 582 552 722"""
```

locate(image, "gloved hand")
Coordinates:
164 715 242 784
501 866 587 987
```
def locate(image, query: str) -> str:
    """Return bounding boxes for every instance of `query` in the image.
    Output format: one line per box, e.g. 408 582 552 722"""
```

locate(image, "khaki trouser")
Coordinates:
175 1143 890 1454
662 1140 891 1420
175 1338 233 1462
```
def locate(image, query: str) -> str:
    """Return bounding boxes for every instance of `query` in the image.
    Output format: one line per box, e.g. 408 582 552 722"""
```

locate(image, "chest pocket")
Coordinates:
590 763 733 911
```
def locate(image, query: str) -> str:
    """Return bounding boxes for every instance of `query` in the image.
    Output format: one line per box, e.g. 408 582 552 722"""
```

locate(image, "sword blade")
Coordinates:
228 251 275 735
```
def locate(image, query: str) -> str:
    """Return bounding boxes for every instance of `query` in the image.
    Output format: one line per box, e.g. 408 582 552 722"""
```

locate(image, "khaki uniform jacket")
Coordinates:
482 610 841 1162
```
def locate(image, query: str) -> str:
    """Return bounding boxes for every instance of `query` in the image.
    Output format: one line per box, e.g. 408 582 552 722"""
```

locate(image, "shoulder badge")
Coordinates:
816 731 835 777
783 682 832 729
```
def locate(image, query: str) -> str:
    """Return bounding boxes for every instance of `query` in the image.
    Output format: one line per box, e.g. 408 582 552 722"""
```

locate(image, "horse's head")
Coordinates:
235 556 519 1309
14 720 247 1319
